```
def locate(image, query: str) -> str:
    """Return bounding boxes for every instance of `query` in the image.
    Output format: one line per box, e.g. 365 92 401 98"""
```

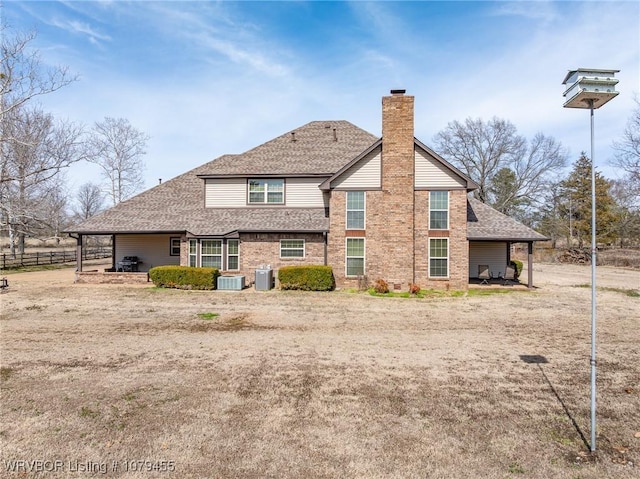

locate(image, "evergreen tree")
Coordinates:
559 153 620 248
488 167 530 218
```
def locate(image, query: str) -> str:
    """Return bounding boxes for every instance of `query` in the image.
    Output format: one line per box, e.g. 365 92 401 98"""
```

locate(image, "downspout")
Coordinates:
323 232 328 266
412 189 416 286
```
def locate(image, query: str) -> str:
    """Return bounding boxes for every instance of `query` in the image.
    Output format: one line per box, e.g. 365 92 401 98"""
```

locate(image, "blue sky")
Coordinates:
5 1 640 198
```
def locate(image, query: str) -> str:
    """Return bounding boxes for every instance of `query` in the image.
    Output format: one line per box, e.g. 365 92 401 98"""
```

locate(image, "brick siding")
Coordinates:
330 92 470 291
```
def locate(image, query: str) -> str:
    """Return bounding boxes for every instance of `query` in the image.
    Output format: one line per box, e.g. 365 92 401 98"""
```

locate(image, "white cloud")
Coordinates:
50 18 112 45
8 0 639 191
490 1 560 23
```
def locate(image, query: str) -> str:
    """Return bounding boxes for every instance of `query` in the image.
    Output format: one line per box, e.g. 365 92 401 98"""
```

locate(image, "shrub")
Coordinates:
409 283 421 295
148 266 220 290
278 265 335 291
373 278 389 294
510 260 523 279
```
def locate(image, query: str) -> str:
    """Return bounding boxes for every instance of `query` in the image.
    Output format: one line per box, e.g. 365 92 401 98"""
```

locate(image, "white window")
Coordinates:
201 239 222 269
227 239 239 270
248 179 284 204
189 239 197 267
346 191 365 229
346 238 365 277
429 191 449 230
429 238 448 278
170 237 181 256
280 239 305 258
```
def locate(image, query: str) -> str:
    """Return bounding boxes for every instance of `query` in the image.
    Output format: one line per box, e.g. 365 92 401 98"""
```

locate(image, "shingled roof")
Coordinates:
69 119 546 243
467 198 548 242
68 120 376 235
68 156 330 235
197 120 379 177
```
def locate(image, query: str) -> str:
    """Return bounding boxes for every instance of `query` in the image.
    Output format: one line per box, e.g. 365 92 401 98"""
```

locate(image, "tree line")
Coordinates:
2 26 638 257
1 27 148 256
433 103 640 249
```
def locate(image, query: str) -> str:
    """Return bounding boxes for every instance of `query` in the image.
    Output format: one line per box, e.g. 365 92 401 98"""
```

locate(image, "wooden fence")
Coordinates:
1 248 111 270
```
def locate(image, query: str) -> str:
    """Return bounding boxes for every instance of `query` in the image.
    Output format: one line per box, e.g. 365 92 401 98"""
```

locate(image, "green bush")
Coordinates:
510 260 523 279
278 265 335 291
148 265 220 290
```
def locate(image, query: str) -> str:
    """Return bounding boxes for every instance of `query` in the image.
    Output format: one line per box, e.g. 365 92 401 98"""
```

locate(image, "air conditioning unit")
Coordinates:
217 275 245 291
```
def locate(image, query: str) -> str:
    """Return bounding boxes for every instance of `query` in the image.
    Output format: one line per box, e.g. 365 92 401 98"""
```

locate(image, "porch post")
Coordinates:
111 235 116 270
527 242 533 289
76 234 83 272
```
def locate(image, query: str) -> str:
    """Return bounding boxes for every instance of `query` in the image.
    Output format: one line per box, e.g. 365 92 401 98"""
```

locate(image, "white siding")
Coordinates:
332 147 381 189
468 241 508 278
205 178 246 207
207 177 325 207
115 234 179 272
286 178 326 207
415 149 466 188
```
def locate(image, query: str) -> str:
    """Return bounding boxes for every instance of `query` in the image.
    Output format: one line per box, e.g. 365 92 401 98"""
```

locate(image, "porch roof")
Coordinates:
467 198 548 242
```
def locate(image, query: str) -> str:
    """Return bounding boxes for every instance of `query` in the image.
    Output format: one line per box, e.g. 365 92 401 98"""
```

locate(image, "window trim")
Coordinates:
280 239 305 259
200 239 223 269
226 239 240 271
428 238 449 278
170 237 181 256
188 239 198 267
248 178 285 205
345 237 365 277
346 191 366 230
429 190 449 230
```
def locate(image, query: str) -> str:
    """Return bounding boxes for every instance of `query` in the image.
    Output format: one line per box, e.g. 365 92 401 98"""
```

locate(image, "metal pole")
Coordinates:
589 99 597 453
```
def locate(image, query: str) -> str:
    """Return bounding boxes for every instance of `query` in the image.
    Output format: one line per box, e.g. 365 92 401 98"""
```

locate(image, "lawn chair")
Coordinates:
503 265 516 285
478 264 491 285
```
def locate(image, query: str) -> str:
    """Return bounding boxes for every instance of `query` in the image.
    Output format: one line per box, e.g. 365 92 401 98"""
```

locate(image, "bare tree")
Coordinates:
433 117 526 203
0 106 83 255
1 26 77 135
39 174 70 244
611 97 640 198
433 117 568 216
73 182 104 221
609 178 640 247
87 117 149 206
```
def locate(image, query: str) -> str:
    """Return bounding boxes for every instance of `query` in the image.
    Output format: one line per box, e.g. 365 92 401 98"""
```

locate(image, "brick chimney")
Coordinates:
366 90 415 288
382 90 414 193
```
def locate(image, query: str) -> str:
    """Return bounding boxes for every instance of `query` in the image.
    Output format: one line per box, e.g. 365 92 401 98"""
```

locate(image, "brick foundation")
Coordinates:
75 271 150 284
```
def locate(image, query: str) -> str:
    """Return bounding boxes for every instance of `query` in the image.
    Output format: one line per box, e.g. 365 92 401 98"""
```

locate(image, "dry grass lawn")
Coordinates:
1 263 639 478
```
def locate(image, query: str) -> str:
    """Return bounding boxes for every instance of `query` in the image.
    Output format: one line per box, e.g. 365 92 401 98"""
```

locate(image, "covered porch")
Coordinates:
469 240 538 288
466 198 548 289
71 232 183 284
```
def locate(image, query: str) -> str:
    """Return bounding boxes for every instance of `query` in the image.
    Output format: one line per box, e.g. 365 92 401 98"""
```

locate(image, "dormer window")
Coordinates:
248 179 284 204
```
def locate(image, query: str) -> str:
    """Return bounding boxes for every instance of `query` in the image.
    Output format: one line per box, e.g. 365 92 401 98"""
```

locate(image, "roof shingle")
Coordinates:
467 198 547 241
197 121 379 176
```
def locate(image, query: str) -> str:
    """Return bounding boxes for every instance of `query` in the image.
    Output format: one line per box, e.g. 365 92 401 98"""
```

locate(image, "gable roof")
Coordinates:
414 139 479 190
318 139 479 191
68 119 545 242
467 198 548 242
197 120 379 177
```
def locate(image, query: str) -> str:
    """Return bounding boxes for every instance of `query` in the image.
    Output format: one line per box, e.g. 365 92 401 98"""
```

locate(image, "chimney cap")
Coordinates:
390 89 406 95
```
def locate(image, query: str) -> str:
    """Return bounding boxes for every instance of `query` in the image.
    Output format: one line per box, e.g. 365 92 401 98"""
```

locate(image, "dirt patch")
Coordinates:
0 262 638 478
